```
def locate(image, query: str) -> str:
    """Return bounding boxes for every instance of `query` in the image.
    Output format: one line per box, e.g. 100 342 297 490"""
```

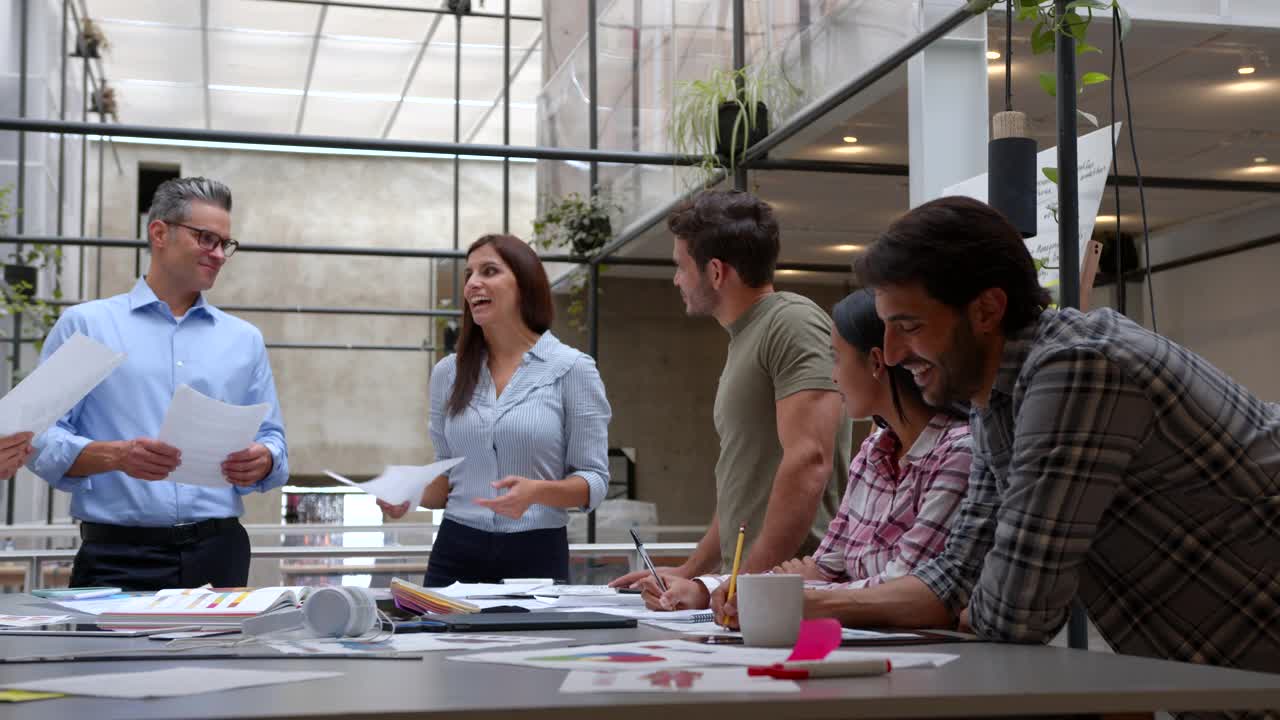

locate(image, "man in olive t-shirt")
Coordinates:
611 190 851 589
713 290 850 567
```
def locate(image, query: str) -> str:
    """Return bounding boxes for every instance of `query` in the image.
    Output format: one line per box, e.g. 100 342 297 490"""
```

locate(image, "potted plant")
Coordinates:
74 18 110 59
530 192 620 332
0 185 64 352
90 85 119 122
670 59 801 187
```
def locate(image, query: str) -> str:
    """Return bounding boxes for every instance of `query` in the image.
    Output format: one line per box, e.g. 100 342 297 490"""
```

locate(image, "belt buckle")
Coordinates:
172 521 199 545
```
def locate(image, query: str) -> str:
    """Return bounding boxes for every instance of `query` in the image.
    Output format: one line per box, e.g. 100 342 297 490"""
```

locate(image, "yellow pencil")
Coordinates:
722 523 746 626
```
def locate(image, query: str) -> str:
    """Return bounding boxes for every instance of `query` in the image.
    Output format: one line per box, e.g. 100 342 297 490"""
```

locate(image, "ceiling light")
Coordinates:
776 269 800 276
1243 164 1278 175
832 244 864 252
1095 214 1117 224
986 50 1001 60
842 136 858 143
1255 156 1269 164
1238 65 1257 75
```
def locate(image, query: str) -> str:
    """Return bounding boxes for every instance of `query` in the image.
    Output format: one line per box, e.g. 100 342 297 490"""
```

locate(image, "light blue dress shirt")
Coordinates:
29 278 289 527
432 331 611 533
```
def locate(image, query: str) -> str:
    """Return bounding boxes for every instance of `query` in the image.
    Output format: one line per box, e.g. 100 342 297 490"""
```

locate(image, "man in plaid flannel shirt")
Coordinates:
803 196 1280 688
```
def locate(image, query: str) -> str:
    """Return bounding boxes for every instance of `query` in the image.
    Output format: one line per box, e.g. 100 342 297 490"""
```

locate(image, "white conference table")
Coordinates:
1 593 1279 719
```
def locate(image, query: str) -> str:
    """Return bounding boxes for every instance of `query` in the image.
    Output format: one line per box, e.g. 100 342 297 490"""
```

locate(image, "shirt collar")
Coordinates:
868 413 959 469
525 331 559 362
127 277 216 322
992 310 1047 398
726 292 780 338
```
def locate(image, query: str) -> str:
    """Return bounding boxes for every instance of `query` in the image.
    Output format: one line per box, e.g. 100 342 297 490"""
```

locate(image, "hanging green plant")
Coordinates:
669 59 802 188
530 192 620 333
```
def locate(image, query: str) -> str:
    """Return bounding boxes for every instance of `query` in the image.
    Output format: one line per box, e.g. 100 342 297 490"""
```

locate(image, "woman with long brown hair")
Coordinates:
380 234 611 586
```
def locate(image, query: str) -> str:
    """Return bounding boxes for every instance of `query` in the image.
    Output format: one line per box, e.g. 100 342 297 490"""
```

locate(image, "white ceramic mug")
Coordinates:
736 573 803 647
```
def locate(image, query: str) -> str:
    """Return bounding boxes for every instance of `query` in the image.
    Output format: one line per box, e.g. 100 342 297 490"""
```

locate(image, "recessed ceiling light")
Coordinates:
1095 214 1117 224
1238 65 1257 75
986 50 1001 60
1255 156 1269 164
776 269 800 276
832 244 864 252
842 136 858 143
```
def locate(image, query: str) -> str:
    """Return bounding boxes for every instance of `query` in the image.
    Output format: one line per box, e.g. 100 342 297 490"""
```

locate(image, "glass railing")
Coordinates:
534 0 926 276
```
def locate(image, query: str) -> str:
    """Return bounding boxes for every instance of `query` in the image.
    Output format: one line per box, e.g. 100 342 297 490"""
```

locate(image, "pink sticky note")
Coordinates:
786 618 843 661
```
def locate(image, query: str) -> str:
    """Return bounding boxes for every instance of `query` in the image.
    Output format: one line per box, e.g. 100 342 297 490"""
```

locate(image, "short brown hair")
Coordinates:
854 196 1051 334
666 190 780 288
448 234 554 416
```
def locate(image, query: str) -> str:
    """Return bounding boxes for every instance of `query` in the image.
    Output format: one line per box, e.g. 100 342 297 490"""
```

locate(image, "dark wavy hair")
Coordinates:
666 190 780 288
447 234 553 416
854 196 1051 335
832 289 965 428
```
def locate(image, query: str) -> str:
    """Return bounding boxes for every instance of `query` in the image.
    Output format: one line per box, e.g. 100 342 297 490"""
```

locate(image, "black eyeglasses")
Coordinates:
168 222 239 258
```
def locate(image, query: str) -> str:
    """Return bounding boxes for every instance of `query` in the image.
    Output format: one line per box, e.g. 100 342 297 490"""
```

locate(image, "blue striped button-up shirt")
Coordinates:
29 278 289 527
432 332 611 533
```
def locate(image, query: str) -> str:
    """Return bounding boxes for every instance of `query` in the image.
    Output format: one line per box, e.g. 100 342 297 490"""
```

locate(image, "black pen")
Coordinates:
629 528 668 593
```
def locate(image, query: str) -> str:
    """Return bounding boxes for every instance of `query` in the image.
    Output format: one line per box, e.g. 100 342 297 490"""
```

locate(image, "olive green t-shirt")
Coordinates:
713 291 852 571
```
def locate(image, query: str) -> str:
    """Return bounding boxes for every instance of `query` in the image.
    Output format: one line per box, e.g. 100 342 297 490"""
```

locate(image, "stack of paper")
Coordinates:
390 577 479 615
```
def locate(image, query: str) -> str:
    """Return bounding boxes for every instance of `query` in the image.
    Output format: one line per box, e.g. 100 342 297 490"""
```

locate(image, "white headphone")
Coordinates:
302 586 380 638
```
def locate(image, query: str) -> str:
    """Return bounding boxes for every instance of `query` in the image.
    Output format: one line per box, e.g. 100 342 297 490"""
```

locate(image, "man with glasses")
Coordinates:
28 177 288 590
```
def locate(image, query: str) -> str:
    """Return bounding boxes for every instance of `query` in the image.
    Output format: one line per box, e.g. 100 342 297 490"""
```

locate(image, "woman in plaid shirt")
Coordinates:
642 289 972 611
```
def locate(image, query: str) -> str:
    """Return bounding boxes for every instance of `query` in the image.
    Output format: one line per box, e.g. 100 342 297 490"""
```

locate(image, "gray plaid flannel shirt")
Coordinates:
914 308 1280 687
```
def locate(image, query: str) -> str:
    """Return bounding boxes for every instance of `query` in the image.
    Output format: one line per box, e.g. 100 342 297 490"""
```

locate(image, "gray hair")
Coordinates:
146 177 232 228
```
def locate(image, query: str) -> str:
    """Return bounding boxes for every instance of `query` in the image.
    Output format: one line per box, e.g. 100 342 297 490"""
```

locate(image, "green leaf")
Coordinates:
1063 11 1090 43
1081 71 1109 86
1030 22 1055 55
1043 167 1060 184
1076 41 1101 55
1114 2 1132 40
1077 108 1099 127
1038 72 1057 97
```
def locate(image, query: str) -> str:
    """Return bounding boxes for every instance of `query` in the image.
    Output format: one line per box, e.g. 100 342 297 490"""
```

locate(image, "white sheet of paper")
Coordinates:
641 620 735 635
270 633 567 655
0 614 72 627
560 667 799 694
157 385 270 487
50 594 134 615
0 333 124 436
841 628 929 641
451 642 701 672
436 582 549 598
2 667 340 698
323 457 464 506
942 123 1120 290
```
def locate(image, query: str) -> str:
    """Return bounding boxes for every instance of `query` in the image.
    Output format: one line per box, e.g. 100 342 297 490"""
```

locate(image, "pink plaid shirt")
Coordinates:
812 413 972 589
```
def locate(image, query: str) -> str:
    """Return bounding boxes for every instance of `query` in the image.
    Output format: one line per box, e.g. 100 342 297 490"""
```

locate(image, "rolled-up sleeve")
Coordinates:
561 355 611 511
28 315 95 490
912 449 1000 614
239 337 289 494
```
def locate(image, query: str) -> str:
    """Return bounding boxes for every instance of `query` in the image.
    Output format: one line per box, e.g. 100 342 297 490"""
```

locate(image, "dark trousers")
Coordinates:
424 518 569 587
70 520 251 591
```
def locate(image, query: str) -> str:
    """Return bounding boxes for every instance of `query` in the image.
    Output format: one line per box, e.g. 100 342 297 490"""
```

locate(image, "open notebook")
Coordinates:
96 587 313 627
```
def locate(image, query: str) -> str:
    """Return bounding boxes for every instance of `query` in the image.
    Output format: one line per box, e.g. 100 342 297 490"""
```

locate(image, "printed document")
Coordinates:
158 384 270 487
324 457 464 506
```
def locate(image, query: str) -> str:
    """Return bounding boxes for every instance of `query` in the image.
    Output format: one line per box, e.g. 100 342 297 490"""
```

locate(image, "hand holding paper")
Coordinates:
157 385 270 487
325 457 464 507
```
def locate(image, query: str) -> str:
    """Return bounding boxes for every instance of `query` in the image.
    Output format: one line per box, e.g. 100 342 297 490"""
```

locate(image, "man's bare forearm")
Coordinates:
806 576 956 629
66 441 125 478
743 450 828 572
680 513 722 576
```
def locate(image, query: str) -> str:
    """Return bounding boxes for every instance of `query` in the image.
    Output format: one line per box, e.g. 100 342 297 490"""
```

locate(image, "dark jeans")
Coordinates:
424 518 569 587
70 520 251 591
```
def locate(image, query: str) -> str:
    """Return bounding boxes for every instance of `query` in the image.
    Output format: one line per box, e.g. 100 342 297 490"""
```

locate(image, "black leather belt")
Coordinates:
79 517 241 546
